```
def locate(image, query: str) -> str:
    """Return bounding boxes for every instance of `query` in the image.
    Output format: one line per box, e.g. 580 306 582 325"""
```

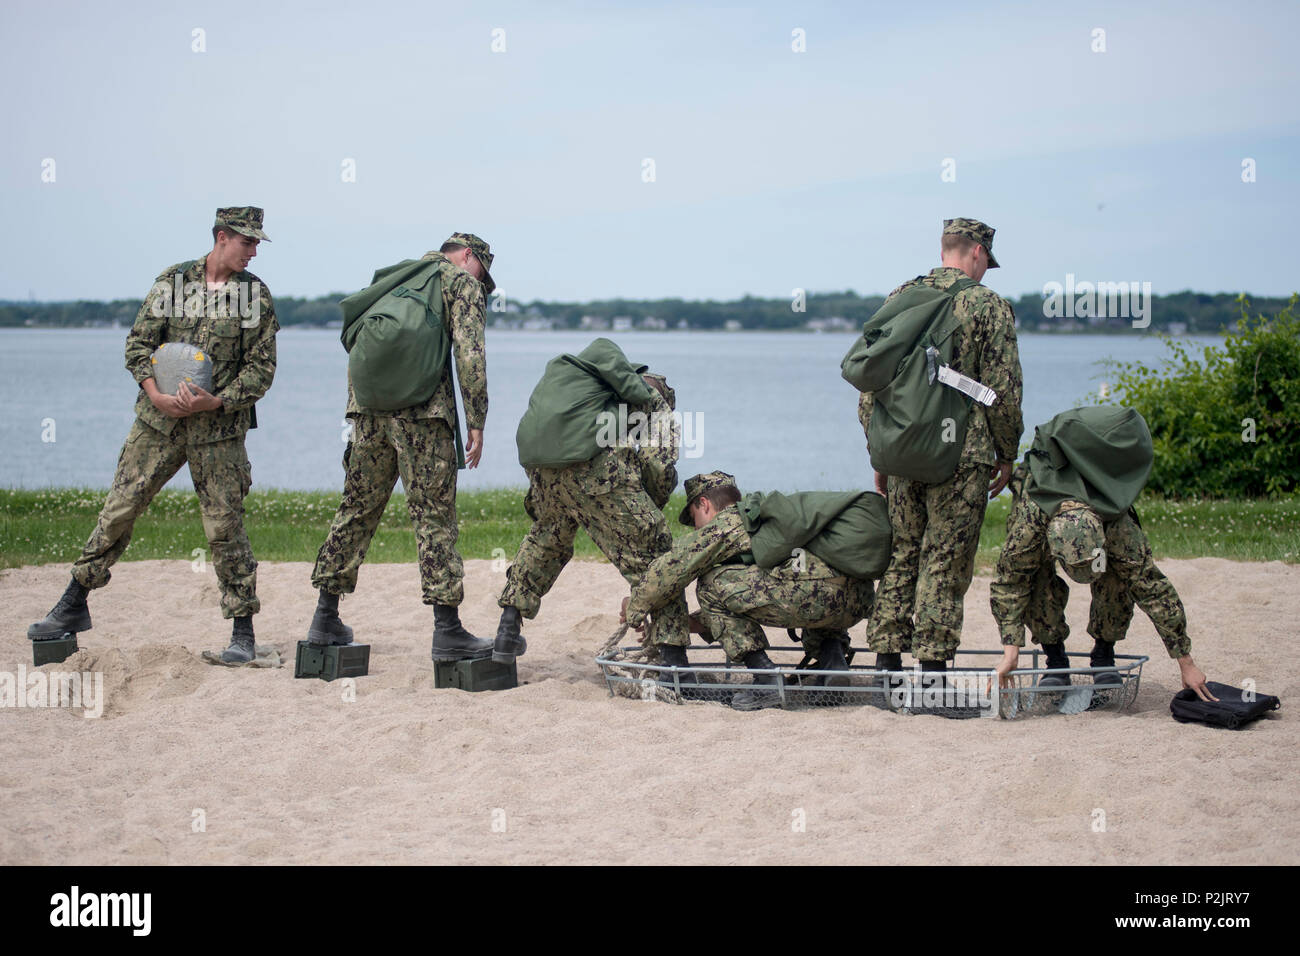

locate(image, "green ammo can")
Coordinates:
433 656 518 692
32 634 79 667
294 641 371 681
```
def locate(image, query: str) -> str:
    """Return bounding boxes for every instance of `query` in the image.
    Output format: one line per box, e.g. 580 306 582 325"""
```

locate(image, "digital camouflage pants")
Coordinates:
498 449 690 646
868 464 989 661
696 558 874 663
73 418 258 619
312 414 464 606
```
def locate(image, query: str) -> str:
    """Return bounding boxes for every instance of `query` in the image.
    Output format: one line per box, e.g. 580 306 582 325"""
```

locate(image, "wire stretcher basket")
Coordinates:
594 645 1147 718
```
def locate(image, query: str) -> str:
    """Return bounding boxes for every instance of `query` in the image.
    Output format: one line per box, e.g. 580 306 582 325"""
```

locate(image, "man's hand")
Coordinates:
175 382 222 415
144 379 187 418
993 645 1020 691
1178 655 1218 701
989 461 1013 499
465 428 484 469
620 596 645 634
874 472 888 496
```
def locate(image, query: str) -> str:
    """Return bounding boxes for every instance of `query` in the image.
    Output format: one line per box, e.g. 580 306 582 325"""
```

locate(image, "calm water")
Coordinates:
0 328 1221 493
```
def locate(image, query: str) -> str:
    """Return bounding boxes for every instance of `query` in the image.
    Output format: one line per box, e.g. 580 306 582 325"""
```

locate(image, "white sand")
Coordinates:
1 557 1295 865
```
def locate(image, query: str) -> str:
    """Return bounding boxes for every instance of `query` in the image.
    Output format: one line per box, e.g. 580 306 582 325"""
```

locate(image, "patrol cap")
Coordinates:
942 217 998 268
444 232 495 295
215 206 271 241
1047 500 1106 583
679 471 738 526
642 372 676 410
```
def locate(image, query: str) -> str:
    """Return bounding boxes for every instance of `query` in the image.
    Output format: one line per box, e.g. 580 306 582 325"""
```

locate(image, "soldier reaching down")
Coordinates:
494 338 691 663
989 406 1215 700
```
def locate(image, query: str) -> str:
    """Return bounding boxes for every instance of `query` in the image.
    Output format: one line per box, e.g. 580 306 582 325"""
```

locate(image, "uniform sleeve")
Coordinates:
626 510 748 626
857 391 873 444
124 274 176 385
446 272 489 431
979 296 1024 463
635 391 679 509
989 489 1050 646
1107 518 1192 659
216 280 279 411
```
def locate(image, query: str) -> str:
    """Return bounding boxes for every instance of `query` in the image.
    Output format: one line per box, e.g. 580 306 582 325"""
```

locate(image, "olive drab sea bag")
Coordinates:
840 277 978 484
340 259 449 412
738 490 893 581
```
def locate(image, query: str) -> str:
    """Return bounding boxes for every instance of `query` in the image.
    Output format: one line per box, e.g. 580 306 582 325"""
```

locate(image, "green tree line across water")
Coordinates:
3 290 1294 334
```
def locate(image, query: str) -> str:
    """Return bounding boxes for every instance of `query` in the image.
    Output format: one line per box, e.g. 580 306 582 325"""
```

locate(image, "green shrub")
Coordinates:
1101 294 1300 497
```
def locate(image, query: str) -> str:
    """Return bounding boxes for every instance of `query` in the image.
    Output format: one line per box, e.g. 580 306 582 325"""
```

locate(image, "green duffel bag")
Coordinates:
842 278 976 484
340 259 449 412
740 490 892 581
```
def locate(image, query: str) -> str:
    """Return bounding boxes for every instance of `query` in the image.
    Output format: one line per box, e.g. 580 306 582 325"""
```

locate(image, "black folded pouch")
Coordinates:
1170 682 1281 729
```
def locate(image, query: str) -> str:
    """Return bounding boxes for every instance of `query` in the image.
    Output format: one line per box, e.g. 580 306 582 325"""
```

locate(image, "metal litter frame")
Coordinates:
594 644 1148 718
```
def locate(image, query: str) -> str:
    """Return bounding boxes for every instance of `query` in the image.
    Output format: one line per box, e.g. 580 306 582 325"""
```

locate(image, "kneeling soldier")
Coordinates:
989 407 1215 699
623 472 889 711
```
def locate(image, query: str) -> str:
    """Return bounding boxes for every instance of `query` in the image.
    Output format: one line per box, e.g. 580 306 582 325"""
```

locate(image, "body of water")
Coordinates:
0 328 1221 493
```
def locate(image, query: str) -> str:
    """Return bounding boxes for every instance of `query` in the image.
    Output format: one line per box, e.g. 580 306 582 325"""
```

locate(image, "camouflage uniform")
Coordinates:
312 245 489 606
626 504 874 663
72 221 278 619
498 390 691 646
990 471 1192 659
861 220 1023 661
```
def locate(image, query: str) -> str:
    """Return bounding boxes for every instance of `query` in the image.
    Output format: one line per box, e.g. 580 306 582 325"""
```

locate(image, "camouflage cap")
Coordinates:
215 206 270 241
1047 500 1105 584
679 471 738 526
642 372 676 410
444 232 495 295
943 217 998 268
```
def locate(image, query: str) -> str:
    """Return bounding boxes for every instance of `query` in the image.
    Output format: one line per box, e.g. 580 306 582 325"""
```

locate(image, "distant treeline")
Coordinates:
2 290 1291 334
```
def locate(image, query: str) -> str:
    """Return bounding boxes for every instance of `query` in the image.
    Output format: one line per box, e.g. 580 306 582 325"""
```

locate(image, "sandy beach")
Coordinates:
1 557 1295 865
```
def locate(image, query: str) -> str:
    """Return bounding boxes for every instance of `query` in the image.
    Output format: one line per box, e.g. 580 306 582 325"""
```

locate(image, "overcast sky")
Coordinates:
2 0 1296 303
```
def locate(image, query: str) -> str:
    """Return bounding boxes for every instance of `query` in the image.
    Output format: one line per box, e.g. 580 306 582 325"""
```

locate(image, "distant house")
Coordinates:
612 316 633 331
724 319 743 331
639 315 667 330
522 317 556 331
580 315 610 330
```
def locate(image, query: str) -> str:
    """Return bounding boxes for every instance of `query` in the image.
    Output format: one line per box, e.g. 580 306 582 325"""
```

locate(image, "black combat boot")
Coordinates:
492 606 527 664
730 649 783 712
28 578 92 641
658 644 690 668
811 630 851 688
1038 641 1071 687
656 643 705 698
431 604 493 661
873 651 903 671
918 657 948 695
221 616 255 664
307 590 354 646
867 651 903 692
1090 638 1122 685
